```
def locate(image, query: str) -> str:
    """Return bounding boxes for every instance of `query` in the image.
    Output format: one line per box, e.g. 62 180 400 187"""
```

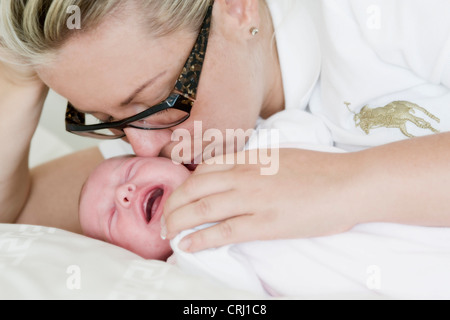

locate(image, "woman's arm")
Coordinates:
0 62 47 223
0 62 104 233
17 147 104 234
354 131 450 228
163 132 450 252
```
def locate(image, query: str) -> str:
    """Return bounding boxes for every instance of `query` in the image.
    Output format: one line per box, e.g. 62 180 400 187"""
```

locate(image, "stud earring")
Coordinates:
250 27 259 36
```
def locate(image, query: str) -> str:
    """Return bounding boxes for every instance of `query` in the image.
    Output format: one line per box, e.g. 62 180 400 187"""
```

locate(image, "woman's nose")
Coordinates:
124 128 173 158
116 184 137 209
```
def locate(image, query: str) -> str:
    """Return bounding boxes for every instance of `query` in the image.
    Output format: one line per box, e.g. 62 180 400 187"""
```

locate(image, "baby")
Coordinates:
79 156 191 261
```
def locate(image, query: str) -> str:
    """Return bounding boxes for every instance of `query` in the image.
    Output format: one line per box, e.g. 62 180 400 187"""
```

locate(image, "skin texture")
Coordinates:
162 139 450 253
1 0 449 253
0 61 50 224
16 147 104 233
1 0 283 233
79 156 190 260
37 0 284 160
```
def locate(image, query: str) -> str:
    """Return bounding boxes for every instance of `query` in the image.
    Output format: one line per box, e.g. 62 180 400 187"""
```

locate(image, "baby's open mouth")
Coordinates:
144 188 164 224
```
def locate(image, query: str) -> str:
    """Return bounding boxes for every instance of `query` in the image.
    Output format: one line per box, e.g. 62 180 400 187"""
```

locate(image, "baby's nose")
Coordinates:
116 184 137 209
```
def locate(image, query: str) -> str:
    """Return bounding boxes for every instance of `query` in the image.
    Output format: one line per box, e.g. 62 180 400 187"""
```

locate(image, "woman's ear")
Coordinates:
213 0 261 38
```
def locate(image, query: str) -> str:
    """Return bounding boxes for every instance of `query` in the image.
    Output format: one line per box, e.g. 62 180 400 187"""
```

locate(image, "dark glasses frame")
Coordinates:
65 4 213 139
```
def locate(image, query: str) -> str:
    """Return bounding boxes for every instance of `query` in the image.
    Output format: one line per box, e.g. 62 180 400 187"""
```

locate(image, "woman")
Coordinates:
1 0 449 253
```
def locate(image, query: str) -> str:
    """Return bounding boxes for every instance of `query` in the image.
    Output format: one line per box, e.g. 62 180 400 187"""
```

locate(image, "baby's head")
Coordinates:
79 156 191 261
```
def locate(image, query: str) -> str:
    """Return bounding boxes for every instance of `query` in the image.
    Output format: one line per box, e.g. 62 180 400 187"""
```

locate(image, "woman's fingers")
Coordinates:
163 165 243 239
162 149 360 253
194 159 236 175
162 151 276 246
176 214 268 253
164 167 234 213
164 189 247 240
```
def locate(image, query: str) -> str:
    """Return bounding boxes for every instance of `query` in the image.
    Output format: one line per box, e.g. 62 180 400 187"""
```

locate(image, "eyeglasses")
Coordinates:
65 5 213 140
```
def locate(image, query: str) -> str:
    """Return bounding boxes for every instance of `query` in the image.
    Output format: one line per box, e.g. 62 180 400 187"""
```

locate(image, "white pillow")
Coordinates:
0 224 261 300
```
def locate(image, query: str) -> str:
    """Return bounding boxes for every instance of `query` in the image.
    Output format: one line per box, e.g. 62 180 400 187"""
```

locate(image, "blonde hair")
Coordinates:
0 0 213 66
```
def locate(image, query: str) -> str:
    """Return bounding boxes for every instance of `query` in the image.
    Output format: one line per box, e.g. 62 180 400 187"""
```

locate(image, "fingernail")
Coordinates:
179 238 192 252
160 216 167 240
160 226 167 240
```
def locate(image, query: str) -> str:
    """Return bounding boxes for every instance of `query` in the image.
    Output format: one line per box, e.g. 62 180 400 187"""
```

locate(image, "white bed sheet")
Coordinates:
5 221 449 300
0 224 262 300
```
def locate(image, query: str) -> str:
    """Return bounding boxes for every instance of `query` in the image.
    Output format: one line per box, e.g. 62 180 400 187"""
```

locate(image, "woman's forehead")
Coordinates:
37 17 195 113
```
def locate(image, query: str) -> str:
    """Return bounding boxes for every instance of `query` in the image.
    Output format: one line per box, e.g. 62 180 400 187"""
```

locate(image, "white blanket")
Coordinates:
171 109 450 300
172 223 450 299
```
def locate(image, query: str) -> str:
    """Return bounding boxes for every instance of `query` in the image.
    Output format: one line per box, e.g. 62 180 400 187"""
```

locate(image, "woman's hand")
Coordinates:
163 133 450 253
0 59 48 153
0 58 42 86
162 148 361 252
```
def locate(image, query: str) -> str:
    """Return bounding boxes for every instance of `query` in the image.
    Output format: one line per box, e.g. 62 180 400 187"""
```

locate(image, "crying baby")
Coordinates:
78 156 191 261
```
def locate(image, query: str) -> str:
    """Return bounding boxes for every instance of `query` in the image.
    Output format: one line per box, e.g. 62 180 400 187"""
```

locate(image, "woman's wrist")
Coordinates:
324 147 410 232
322 151 372 234
347 133 450 228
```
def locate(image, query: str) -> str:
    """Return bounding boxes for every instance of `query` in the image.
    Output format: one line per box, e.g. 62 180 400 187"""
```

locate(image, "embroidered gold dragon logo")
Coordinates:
345 101 440 138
